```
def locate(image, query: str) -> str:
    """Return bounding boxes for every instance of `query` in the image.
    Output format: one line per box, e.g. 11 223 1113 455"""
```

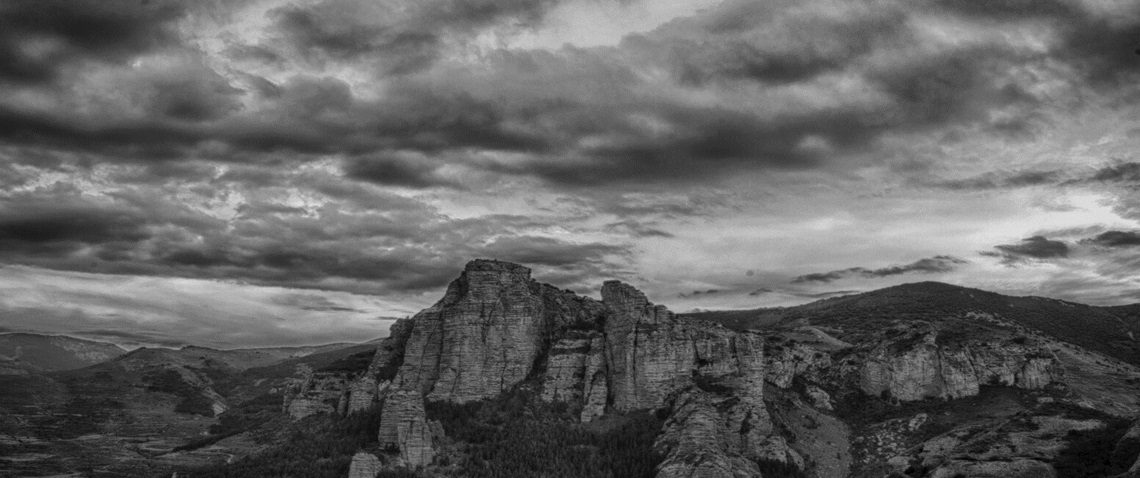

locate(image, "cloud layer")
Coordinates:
2 0 1140 343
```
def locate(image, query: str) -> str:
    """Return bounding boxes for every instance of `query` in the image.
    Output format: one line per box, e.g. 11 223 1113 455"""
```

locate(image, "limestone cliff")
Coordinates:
352 261 1128 478
393 260 604 403
378 390 436 468
601 281 770 413
858 332 1060 401
344 318 414 414
654 389 763 478
540 330 608 421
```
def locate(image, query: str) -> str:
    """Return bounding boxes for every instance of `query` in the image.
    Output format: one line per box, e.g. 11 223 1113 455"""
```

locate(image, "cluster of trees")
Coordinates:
1053 417 1136 478
175 405 384 478
318 350 378 374
427 389 663 478
144 369 215 416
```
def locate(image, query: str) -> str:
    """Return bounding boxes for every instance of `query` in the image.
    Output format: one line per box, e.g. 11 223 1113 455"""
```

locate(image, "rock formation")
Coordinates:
282 364 352 420
357 260 1095 478
859 332 1060 401
540 330 608 421
378 390 435 468
393 260 603 403
347 452 384 478
654 389 763 478
601 281 771 413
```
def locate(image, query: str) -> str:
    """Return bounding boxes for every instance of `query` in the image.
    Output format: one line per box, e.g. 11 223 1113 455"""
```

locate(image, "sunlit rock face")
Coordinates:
859 332 1060 401
601 280 770 414
541 330 608 422
393 260 604 403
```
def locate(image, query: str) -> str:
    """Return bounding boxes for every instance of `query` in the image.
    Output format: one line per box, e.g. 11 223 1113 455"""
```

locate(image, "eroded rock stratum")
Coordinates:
328 260 1140 478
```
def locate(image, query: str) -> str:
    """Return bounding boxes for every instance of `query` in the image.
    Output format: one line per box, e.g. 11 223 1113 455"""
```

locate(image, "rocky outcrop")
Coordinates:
378 390 435 468
765 339 832 389
342 318 413 414
282 364 351 420
655 386 798 478
346 377 380 414
541 330 608 421
655 389 763 478
602 281 770 413
393 260 604 403
347 452 383 478
859 332 1060 401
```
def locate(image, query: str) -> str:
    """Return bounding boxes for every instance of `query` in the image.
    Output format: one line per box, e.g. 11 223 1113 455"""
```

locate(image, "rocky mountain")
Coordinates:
0 333 126 374
6 260 1140 478
338 262 1140 478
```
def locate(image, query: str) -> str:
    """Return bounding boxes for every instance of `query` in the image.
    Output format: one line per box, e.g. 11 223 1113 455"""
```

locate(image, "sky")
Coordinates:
1 0 1140 348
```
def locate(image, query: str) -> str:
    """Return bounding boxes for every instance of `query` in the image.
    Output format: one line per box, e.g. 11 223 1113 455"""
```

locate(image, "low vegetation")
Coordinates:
144 369 215 416
175 404 384 478
1054 417 1134 478
426 389 664 478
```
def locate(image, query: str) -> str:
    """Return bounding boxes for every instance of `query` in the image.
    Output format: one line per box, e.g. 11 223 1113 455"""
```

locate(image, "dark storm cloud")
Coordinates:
270 0 562 75
0 196 151 255
603 220 674 238
343 153 458 189
925 161 1140 191
479 235 626 267
0 0 185 83
934 0 1140 88
930 170 1062 190
271 293 365 313
984 236 1070 264
792 255 968 283
1088 162 1140 183
2 0 1120 191
1083 231 1140 248
0 175 637 296
646 7 907 86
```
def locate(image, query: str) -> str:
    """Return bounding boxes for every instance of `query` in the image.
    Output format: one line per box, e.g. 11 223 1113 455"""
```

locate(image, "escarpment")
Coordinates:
858 332 1060 401
366 260 790 475
393 260 605 403
356 260 1123 478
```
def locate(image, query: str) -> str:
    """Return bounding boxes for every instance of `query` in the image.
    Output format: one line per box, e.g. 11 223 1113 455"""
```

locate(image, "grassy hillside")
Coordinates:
683 282 1140 365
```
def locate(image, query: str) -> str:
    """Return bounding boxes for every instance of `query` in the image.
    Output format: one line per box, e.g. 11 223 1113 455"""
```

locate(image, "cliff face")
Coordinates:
378 389 436 468
370 260 785 474
360 260 1112 478
601 281 771 414
858 333 1060 401
540 330 608 422
393 260 604 403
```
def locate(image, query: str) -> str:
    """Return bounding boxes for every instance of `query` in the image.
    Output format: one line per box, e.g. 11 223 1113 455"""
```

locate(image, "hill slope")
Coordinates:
684 281 1140 366
0 333 126 374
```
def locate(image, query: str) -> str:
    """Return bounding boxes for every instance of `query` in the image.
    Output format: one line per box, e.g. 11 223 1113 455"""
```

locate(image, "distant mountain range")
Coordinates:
0 333 126 374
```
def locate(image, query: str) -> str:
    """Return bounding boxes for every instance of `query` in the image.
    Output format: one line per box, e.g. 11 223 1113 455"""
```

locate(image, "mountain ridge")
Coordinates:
5 262 1140 478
